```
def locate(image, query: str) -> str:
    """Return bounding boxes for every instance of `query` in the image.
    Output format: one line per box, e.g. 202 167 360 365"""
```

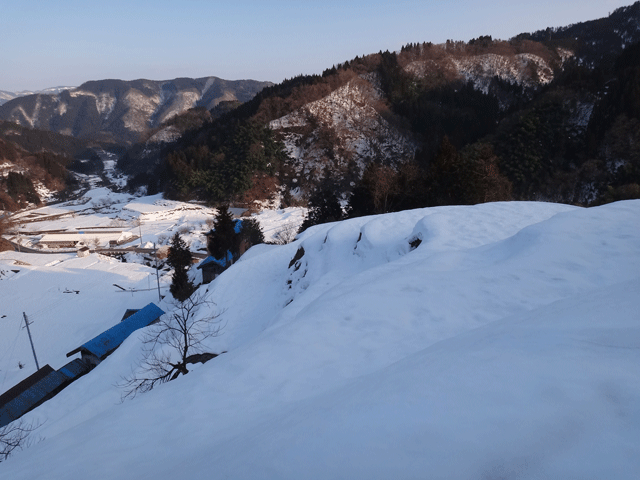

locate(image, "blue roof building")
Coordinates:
197 251 234 284
0 359 94 428
58 358 91 381
200 219 242 284
0 305 164 427
66 303 164 366
0 365 69 428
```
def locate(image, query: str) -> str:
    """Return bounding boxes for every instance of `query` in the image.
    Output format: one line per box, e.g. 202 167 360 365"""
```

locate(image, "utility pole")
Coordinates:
16 224 21 253
154 243 161 303
22 313 40 371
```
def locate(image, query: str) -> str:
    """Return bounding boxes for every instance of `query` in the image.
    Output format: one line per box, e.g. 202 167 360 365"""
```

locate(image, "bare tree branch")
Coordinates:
273 221 298 245
0 419 42 462
120 292 224 400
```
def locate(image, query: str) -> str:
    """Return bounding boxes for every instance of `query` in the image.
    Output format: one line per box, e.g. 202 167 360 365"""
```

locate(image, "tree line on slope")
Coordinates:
0 121 110 210
127 9 640 212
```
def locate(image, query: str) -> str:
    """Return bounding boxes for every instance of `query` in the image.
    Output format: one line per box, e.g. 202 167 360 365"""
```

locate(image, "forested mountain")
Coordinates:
4 4 640 213
134 2 640 211
516 1 640 67
0 77 272 145
0 121 94 209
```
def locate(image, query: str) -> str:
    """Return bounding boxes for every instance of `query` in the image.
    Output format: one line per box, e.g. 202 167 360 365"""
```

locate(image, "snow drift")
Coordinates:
2 200 639 479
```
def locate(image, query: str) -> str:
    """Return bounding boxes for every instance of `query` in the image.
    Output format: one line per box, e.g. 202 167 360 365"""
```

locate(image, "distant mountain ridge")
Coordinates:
0 77 273 144
142 2 640 208
0 87 75 106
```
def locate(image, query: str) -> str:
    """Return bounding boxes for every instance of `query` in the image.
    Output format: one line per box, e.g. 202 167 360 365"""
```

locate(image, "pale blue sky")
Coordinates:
0 0 634 91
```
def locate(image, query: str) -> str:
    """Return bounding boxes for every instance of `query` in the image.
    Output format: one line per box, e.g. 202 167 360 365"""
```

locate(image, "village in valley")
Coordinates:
1 2 640 476
0 174 307 431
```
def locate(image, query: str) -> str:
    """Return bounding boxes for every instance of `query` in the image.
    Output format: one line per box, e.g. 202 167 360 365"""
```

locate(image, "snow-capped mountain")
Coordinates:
0 77 272 144
270 74 417 192
259 40 568 198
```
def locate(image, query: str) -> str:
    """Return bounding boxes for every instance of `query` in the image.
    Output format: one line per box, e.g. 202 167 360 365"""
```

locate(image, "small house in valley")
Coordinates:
39 231 135 249
200 218 244 284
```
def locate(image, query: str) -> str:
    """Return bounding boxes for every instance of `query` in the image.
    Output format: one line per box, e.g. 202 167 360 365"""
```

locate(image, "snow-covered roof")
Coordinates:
39 232 130 244
66 303 165 361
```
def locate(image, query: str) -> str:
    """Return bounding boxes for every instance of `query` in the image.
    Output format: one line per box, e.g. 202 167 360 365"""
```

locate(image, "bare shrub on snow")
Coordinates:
273 222 298 245
0 420 41 462
120 293 224 400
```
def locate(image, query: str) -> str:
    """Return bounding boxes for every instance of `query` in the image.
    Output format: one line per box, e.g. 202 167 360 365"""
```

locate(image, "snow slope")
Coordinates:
2 200 639 478
0 253 162 392
270 76 416 192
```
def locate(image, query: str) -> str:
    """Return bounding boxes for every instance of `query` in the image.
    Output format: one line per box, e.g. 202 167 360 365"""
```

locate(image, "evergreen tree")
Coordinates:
207 205 239 262
238 218 265 247
168 233 194 302
299 187 344 233
458 143 512 204
427 136 464 206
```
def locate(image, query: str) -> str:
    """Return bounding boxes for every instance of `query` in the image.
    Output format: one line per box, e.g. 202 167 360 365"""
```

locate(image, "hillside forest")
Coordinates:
122 3 640 219
2 3 640 217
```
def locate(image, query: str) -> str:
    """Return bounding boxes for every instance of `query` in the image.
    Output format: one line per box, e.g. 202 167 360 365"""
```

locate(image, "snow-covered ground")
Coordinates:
0 252 165 391
98 150 128 189
1 199 639 478
1 185 306 386
8 187 305 253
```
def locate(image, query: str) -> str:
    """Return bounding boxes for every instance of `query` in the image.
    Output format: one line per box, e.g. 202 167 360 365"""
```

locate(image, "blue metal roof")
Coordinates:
197 251 233 269
0 365 68 428
58 358 90 380
121 309 139 321
67 303 165 360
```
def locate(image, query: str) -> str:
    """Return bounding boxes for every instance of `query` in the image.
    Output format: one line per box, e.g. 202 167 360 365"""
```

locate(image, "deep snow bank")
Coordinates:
3 200 639 479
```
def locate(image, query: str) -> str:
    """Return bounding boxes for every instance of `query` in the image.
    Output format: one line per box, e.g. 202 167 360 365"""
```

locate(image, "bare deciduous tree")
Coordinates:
120 292 223 400
109 218 128 227
273 222 298 245
0 420 40 462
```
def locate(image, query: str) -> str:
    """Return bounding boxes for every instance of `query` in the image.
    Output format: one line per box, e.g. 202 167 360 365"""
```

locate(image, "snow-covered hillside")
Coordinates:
1 200 639 478
270 76 416 193
451 53 555 91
